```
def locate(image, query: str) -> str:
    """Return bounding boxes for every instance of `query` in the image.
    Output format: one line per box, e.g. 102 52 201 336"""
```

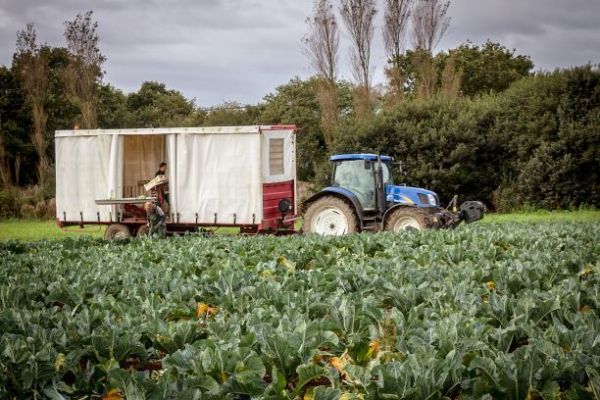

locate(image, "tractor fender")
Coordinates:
302 187 364 218
382 203 420 223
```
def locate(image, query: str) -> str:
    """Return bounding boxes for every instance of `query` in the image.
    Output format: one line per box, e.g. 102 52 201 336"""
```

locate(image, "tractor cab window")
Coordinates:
382 162 392 185
332 159 376 210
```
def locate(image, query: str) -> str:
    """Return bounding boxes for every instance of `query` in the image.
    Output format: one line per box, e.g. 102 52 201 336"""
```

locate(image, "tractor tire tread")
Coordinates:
304 196 358 235
384 207 432 232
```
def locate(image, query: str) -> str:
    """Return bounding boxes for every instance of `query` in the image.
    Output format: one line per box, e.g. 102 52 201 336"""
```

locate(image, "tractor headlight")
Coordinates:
427 194 437 206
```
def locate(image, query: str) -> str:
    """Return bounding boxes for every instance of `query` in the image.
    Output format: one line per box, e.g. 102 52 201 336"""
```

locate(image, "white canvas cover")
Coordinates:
55 134 122 221
55 126 295 225
175 131 262 224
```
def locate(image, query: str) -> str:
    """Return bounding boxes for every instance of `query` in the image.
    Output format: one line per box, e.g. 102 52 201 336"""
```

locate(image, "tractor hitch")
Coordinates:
433 197 485 228
460 201 485 223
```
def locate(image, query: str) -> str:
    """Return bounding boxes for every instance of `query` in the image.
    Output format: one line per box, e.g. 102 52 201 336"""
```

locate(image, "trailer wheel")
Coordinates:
384 208 431 232
304 196 358 236
104 223 131 240
136 224 150 237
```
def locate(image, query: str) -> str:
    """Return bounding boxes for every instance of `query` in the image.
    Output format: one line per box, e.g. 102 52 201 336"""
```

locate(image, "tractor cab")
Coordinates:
330 154 440 211
330 154 392 210
303 153 484 235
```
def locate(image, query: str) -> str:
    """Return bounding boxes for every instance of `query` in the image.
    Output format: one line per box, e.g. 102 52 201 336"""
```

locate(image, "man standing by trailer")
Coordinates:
144 201 166 238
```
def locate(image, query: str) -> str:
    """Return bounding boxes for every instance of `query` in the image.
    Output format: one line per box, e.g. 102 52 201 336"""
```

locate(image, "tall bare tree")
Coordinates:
340 0 377 90
15 24 50 188
439 53 461 97
411 0 450 52
384 0 412 64
383 0 413 100
303 0 339 84
63 10 105 129
303 0 340 148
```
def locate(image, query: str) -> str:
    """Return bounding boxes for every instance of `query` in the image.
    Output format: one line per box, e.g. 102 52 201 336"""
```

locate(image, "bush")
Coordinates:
0 186 55 219
330 66 600 210
19 203 35 218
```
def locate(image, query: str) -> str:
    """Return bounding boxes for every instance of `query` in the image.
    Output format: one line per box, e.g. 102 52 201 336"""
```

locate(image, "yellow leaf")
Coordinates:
196 302 209 318
277 256 295 272
196 302 218 318
303 388 315 400
486 281 496 291
330 356 343 371
260 269 273 278
329 351 351 373
102 388 124 400
54 353 65 372
579 265 593 277
579 304 591 312
220 371 228 383
366 339 380 359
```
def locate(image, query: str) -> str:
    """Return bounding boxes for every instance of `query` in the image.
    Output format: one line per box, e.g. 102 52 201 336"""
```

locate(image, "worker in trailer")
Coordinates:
155 162 167 178
145 162 170 215
144 201 166 238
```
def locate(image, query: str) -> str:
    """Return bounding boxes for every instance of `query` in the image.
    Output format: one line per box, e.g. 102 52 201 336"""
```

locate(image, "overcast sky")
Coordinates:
1 0 599 106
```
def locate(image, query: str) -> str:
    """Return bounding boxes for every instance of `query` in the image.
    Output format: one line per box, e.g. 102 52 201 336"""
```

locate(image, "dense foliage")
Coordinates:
334 66 600 209
1 222 599 399
0 31 598 212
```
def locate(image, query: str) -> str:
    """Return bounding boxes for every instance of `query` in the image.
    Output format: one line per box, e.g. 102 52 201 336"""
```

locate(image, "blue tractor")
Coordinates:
302 154 485 235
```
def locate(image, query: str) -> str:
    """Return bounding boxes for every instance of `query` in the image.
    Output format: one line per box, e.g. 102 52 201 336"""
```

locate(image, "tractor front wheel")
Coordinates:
384 208 431 232
303 196 358 236
104 223 132 240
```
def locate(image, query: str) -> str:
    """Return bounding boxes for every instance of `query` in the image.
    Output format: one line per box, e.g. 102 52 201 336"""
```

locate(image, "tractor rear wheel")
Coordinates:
104 223 131 240
304 196 358 236
384 208 431 232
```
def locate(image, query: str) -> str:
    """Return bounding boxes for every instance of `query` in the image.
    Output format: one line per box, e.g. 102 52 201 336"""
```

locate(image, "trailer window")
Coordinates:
269 138 284 175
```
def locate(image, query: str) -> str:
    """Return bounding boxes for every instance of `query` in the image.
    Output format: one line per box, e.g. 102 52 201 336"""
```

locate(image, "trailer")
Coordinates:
55 125 298 239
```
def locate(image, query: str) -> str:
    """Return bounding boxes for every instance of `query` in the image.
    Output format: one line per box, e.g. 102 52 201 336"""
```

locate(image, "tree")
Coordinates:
96 83 133 128
201 102 262 126
447 41 533 96
304 0 341 149
0 66 32 188
303 0 339 84
411 0 450 52
15 23 50 189
126 81 201 127
383 0 413 99
340 0 377 92
63 10 105 129
261 77 353 181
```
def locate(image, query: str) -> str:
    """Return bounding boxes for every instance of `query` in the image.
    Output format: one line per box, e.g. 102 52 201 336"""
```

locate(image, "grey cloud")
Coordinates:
0 0 599 106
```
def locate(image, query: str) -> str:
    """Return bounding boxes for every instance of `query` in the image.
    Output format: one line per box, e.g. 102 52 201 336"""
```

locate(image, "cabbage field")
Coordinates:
1 222 599 399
